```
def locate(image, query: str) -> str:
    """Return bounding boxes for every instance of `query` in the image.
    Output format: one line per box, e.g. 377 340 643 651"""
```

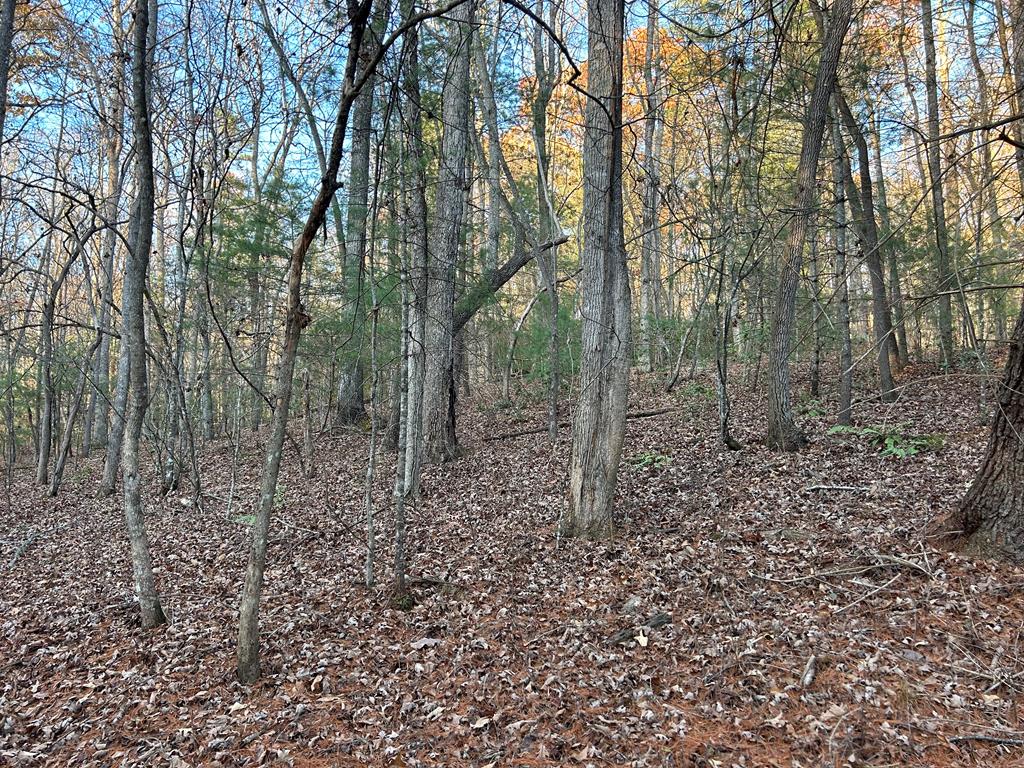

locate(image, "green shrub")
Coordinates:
828 423 944 459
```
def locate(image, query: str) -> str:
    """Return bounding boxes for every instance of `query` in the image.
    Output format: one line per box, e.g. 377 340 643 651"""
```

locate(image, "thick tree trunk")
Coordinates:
766 0 852 450
562 0 630 539
421 0 474 464
952 300 1024 561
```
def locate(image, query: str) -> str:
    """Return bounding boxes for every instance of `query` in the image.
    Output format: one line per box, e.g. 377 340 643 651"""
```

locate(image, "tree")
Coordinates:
919 0 954 364
765 0 852 451
562 0 630 539
122 0 166 629
835 88 895 402
950 299 1024 561
421 0 475 464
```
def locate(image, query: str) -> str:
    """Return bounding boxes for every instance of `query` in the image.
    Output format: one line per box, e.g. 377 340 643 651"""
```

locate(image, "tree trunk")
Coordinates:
766 0 852 450
835 91 895 401
0 0 16 175
920 0 955 363
421 0 474 464
335 29 377 428
122 0 165 630
832 122 853 426
639 2 663 374
952 299 1024 561
237 0 373 683
562 0 631 539
98 340 129 496
871 113 909 366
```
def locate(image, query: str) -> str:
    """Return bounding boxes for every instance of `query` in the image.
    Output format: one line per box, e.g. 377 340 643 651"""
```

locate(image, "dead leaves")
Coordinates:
1 370 1023 765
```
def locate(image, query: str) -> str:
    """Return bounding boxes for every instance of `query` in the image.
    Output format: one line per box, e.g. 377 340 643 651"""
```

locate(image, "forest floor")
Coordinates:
2 364 1024 767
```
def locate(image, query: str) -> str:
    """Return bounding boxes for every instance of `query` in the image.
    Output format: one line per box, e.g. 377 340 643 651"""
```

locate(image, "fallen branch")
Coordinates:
949 733 1024 747
7 528 37 569
485 408 673 442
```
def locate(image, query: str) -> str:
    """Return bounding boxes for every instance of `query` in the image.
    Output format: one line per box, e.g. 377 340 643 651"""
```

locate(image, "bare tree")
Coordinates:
766 0 852 451
122 0 166 629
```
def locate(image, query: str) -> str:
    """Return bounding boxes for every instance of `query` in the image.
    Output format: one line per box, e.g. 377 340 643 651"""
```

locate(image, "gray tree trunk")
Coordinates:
122 0 165 629
421 0 474 464
562 0 631 539
919 0 955 363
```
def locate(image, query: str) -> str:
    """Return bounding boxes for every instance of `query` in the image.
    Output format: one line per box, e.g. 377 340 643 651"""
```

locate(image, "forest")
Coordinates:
1 0 1024 763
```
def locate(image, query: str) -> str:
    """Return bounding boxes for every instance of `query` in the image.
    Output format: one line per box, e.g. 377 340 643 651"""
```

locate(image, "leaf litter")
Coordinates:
1 366 1022 766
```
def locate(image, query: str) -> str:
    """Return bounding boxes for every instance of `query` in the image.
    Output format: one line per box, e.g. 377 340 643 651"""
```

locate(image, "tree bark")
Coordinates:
562 0 630 539
421 0 474 464
122 0 166 629
952 299 1024 561
766 0 852 450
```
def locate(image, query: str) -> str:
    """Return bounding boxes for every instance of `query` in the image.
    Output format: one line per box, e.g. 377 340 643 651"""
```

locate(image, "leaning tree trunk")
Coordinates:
835 90 896 402
122 0 165 629
562 0 631 540
766 0 852 450
951 299 1024 561
421 0 474 464
237 0 373 683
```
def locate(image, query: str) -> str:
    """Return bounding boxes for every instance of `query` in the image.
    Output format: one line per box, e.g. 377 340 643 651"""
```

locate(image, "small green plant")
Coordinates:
274 483 287 510
232 514 256 526
630 451 672 470
828 423 944 459
678 382 714 401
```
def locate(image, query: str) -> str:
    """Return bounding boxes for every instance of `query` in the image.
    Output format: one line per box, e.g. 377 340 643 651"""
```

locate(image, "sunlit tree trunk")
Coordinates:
563 0 630 539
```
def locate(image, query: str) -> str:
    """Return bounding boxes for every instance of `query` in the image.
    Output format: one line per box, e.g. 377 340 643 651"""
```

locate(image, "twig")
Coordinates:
806 484 868 492
835 573 901 614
